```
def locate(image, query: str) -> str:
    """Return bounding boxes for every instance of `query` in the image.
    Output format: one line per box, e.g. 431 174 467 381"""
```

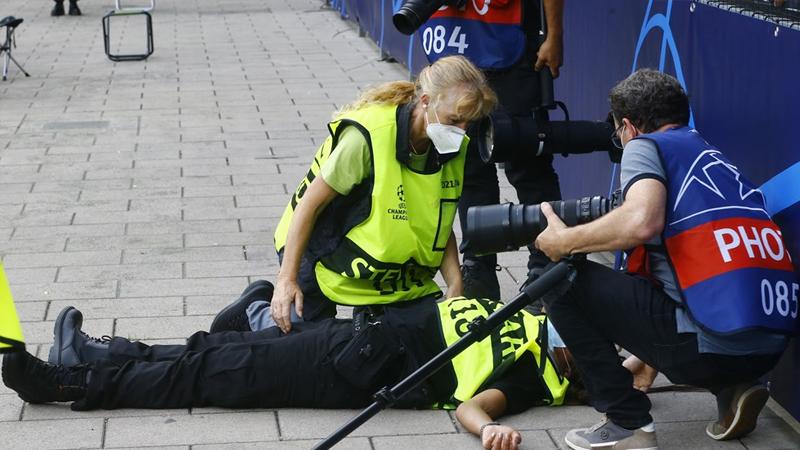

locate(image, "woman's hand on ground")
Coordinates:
482 424 522 450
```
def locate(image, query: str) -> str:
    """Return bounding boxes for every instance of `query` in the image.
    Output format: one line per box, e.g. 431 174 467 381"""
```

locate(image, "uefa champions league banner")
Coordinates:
330 0 800 419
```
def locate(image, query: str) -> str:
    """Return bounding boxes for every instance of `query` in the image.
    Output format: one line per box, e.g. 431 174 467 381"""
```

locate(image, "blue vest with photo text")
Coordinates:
628 127 798 335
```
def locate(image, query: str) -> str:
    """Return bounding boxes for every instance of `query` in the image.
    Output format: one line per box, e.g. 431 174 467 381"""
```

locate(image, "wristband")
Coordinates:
480 422 500 437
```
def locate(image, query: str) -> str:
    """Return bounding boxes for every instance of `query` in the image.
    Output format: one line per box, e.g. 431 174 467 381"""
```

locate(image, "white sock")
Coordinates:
639 422 656 432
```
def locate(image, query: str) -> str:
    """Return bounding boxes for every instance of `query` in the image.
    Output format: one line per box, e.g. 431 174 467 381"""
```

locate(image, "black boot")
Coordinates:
68 0 81 16
2 351 89 404
48 306 110 368
210 280 274 333
461 258 501 300
51 0 65 16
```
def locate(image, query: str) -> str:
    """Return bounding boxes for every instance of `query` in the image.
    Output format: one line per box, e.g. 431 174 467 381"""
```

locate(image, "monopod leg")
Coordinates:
313 259 575 450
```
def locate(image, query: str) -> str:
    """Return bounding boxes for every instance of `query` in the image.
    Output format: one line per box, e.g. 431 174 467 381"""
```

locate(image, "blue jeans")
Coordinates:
246 300 302 331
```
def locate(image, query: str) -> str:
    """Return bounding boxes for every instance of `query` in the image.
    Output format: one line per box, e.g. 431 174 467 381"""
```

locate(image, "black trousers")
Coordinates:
77 320 373 410
459 62 562 267
544 260 782 429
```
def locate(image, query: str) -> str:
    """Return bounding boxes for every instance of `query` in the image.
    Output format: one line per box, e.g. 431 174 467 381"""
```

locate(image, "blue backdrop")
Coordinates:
328 0 800 421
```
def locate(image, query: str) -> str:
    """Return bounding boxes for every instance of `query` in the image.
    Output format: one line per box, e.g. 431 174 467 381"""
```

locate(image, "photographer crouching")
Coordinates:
533 69 797 449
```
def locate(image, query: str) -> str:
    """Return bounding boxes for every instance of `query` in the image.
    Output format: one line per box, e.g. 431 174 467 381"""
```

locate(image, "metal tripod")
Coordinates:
313 257 579 450
0 16 30 81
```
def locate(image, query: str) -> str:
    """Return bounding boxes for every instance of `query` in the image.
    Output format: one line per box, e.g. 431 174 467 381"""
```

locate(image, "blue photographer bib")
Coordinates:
420 0 527 70
628 127 798 335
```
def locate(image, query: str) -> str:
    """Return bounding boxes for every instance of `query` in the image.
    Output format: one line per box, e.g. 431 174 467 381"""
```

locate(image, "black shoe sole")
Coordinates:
209 280 274 333
48 306 80 367
706 385 769 440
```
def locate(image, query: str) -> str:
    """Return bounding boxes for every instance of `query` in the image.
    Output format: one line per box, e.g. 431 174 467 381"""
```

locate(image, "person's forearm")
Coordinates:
440 231 463 294
278 203 319 282
543 0 564 39
557 202 662 255
278 178 337 281
456 398 496 437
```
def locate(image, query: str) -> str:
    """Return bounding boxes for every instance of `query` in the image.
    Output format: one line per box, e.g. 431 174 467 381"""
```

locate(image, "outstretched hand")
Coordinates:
482 424 522 450
534 202 569 261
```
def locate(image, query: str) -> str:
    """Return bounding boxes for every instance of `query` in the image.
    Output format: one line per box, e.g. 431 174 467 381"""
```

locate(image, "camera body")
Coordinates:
464 191 622 256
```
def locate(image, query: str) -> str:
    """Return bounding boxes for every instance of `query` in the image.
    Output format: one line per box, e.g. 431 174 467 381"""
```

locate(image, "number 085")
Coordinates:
760 279 799 318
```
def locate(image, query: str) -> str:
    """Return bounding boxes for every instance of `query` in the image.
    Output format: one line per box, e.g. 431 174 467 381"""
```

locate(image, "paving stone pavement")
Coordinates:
0 0 798 449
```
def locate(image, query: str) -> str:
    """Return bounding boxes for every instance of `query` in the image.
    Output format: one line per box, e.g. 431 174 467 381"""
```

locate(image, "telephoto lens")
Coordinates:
464 196 614 256
476 108 617 163
393 0 446 35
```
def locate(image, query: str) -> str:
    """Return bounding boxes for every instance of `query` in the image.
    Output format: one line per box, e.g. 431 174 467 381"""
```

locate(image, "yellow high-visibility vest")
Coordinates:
0 263 25 353
436 297 569 407
275 103 467 305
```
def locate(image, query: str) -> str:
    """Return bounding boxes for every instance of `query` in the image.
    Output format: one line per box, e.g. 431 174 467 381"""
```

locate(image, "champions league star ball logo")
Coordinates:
396 184 405 202
670 148 768 226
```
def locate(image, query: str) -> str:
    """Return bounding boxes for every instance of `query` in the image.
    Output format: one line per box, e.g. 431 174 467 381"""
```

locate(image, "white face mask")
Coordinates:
424 103 466 155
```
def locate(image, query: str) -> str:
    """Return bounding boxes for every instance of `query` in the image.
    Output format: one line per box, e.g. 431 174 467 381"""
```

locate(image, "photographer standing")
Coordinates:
534 69 796 449
420 0 565 300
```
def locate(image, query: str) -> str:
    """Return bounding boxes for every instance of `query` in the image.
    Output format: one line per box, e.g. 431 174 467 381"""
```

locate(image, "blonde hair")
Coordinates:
335 56 497 120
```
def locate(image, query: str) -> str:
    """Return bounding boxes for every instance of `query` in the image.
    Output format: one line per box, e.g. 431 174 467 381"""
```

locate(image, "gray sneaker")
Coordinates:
706 382 769 440
565 417 658 450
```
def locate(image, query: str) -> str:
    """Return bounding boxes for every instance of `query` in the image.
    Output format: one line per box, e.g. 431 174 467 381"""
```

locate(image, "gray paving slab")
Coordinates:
0 393 24 421
380 430 560 449
277 409 457 439
0 416 105 449
0 0 797 448
57 262 184 282
194 438 372 449
46 297 185 320
22 403 189 422
105 412 278 447
14 300 48 322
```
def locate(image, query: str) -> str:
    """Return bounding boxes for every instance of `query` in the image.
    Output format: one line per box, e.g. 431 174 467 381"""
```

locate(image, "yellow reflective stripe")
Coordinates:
0 263 25 353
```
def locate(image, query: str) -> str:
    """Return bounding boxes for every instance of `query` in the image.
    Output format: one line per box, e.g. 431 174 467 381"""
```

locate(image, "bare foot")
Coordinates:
623 355 658 392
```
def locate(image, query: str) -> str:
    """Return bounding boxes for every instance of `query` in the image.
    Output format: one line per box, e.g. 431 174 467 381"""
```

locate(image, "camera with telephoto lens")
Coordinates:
464 191 622 256
393 0 465 35
476 105 622 164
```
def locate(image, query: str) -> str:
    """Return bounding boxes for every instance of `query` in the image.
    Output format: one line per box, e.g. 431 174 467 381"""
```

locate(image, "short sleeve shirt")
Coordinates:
320 126 371 195
320 125 430 195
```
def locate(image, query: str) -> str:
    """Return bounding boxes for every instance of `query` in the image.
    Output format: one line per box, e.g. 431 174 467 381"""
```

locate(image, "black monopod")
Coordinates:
313 257 578 450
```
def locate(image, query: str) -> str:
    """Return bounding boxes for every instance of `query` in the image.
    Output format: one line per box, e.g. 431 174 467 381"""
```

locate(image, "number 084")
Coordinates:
422 25 469 55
